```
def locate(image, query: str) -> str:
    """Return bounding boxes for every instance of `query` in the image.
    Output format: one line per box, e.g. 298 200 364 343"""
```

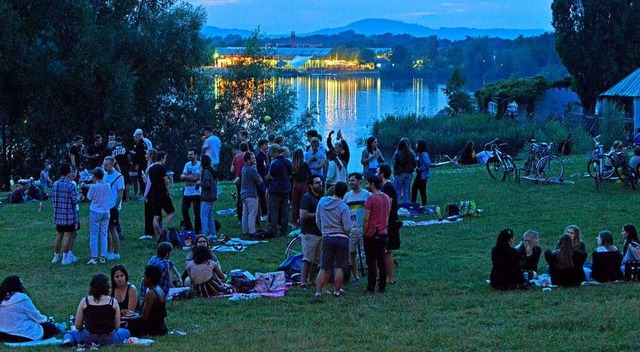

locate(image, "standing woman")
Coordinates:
325 150 347 190
361 137 384 179
0 276 58 342
392 138 416 204
110 265 139 316
86 168 111 265
411 139 431 206
199 155 218 241
490 229 525 290
60 274 130 347
291 148 311 226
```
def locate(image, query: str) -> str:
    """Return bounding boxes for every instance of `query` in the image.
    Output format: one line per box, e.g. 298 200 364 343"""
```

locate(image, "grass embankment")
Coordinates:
1 156 639 351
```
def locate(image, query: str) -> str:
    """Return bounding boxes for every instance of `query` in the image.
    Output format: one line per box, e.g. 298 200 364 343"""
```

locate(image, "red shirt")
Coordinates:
364 192 390 237
232 152 245 178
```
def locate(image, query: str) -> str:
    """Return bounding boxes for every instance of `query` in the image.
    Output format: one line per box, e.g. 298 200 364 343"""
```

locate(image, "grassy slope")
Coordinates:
2 155 639 351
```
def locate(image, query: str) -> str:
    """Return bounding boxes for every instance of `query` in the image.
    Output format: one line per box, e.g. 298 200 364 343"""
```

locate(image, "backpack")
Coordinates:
458 200 478 217
445 203 460 217
159 228 181 248
178 231 197 247
230 272 256 293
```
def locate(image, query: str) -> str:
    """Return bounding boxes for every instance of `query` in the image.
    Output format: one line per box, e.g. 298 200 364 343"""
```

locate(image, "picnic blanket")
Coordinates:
216 208 235 215
402 217 462 227
212 245 245 252
225 238 268 246
4 337 62 348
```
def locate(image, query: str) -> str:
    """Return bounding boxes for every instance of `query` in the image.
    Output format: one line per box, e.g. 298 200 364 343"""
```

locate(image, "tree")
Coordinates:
552 0 640 113
442 67 473 116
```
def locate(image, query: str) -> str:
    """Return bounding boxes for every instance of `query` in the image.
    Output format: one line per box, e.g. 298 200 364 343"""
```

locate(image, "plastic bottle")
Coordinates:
436 206 442 221
69 315 76 331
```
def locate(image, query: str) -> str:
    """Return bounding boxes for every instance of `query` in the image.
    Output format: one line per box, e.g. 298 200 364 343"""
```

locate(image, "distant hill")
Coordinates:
201 18 549 41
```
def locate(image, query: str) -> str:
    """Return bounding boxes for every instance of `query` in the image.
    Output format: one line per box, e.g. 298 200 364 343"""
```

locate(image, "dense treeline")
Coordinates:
213 31 568 89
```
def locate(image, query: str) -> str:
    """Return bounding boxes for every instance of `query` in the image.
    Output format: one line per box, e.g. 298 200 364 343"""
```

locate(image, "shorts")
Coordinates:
120 166 130 184
56 224 75 233
109 207 120 227
387 221 401 251
349 231 362 253
319 236 349 271
301 233 322 265
152 195 175 217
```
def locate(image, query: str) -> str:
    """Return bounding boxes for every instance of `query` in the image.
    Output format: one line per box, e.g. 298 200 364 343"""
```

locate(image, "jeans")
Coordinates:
241 197 259 235
64 328 130 346
393 172 412 204
89 210 110 258
201 201 216 238
363 236 388 292
267 192 289 236
181 195 201 233
411 173 428 206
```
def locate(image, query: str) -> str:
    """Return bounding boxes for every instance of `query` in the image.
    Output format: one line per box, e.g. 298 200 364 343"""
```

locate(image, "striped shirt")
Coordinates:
52 178 79 226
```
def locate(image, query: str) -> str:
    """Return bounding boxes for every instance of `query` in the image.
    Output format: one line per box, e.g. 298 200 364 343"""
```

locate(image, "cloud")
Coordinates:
404 11 437 17
440 2 463 6
189 0 240 5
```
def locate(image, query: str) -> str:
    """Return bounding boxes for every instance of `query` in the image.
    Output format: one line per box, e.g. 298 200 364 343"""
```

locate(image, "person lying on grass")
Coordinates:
122 265 168 337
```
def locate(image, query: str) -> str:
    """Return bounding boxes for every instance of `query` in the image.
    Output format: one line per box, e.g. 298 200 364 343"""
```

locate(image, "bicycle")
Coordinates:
521 139 548 176
586 135 615 189
608 151 637 190
531 141 564 181
432 153 460 167
485 139 520 182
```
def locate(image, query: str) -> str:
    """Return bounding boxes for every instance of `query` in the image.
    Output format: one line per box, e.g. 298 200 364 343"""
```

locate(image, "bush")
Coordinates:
373 112 593 157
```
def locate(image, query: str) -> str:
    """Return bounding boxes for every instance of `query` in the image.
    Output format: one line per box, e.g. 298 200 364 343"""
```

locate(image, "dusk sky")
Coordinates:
186 0 555 34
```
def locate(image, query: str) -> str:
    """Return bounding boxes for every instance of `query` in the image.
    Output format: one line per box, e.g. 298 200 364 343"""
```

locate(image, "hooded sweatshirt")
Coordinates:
0 292 47 341
316 196 352 238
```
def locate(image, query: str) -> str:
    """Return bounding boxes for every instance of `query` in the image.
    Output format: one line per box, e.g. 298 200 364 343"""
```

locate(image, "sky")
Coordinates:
186 0 555 34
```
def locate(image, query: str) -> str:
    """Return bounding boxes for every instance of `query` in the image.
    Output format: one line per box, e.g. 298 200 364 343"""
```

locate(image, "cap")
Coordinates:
133 129 143 137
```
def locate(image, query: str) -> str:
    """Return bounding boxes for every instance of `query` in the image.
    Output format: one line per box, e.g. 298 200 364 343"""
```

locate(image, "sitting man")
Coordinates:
140 242 183 297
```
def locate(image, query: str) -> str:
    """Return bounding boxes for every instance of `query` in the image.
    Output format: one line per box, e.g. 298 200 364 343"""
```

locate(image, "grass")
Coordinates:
2 155 640 351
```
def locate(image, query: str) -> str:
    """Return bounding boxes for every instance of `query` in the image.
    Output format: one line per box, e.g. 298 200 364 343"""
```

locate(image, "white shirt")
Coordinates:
203 135 221 165
182 161 201 196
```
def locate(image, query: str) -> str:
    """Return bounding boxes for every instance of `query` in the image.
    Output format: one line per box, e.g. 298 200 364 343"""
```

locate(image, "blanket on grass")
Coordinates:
4 337 62 348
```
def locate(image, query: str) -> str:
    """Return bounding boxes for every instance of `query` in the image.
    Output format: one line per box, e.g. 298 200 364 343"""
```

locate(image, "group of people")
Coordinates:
490 223 640 290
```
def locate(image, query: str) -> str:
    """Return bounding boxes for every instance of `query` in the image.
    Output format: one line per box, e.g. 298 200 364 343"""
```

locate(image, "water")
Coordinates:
279 76 448 171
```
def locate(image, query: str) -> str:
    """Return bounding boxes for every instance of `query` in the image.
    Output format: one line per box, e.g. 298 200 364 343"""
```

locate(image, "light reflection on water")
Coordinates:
278 77 448 171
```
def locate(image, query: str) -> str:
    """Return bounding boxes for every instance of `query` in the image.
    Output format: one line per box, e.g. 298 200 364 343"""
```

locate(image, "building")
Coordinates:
599 67 640 132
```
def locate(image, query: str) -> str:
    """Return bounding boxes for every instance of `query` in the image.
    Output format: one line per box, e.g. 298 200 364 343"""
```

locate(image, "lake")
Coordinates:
279 76 448 171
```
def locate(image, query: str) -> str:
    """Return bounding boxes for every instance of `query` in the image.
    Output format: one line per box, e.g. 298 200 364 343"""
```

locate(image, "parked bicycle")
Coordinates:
608 150 637 190
521 139 565 181
432 153 460 167
586 135 615 189
485 139 520 182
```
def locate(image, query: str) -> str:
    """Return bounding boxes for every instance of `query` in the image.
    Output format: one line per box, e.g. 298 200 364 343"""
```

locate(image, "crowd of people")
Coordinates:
1 126 438 345
490 224 640 290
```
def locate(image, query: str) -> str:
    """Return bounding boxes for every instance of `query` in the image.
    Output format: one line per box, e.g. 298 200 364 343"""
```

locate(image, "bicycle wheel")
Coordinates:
616 166 637 190
284 235 302 258
587 159 615 180
486 157 504 180
503 157 519 182
536 155 564 180
522 156 535 176
357 238 367 277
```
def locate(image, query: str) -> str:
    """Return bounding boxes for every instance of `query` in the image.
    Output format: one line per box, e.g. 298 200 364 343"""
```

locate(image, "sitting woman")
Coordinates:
514 230 541 279
0 276 58 342
559 225 586 252
591 231 622 283
182 246 232 297
459 140 477 165
61 274 130 347
185 235 220 269
490 228 525 290
621 223 640 263
545 234 587 287
110 265 139 316
122 265 168 337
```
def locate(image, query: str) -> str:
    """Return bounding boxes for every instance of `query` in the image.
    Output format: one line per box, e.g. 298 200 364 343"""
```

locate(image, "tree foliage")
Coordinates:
442 67 473 116
475 76 551 118
552 0 640 113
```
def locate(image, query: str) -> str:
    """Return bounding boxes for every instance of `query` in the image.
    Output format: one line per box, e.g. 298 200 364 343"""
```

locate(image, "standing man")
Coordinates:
230 142 249 223
238 130 254 153
86 134 105 170
314 181 352 299
146 151 176 240
180 148 201 234
52 163 80 265
112 137 130 202
377 164 400 285
299 176 323 288
342 172 370 283
103 156 124 260
266 145 292 237
362 176 390 294
304 137 326 180
201 126 221 171
255 139 270 219
69 136 84 168
131 129 149 198
327 130 350 169
240 152 262 237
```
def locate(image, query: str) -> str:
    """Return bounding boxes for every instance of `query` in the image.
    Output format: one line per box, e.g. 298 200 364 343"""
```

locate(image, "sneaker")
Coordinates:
352 277 360 285
105 252 114 260
61 257 73 266
59 340 74 348
138 234 153 240
98 257 106 264
68 253 78 263
86 258 98 265
260 215 268 222
51 254 60 264
107 253 120 261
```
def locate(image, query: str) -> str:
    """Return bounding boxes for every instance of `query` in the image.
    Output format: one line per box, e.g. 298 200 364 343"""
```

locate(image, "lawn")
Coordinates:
1 155 639 351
